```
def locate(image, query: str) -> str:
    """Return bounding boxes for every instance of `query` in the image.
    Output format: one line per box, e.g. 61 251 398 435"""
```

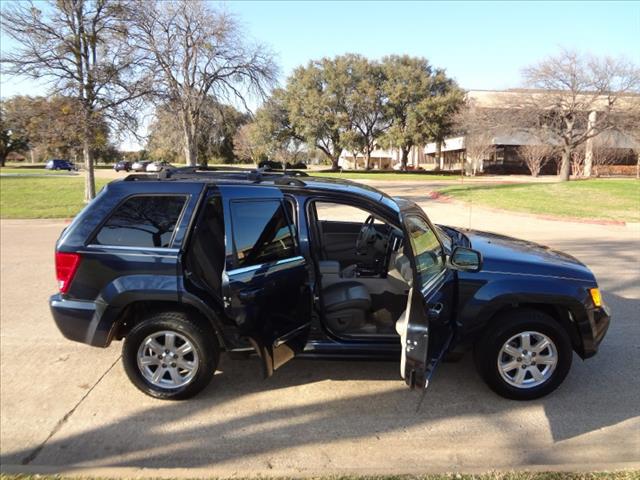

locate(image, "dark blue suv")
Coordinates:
45 159 77 171
50 169 611 400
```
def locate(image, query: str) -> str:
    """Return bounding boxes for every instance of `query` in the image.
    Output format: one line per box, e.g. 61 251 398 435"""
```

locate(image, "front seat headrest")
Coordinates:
395 254 413 286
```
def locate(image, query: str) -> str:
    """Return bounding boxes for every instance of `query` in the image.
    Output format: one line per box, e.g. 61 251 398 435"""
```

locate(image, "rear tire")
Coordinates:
474 309 572 400
122 311 220 400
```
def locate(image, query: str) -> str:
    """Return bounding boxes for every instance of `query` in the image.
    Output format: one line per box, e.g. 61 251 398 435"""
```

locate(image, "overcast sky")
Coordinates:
1 0 638 149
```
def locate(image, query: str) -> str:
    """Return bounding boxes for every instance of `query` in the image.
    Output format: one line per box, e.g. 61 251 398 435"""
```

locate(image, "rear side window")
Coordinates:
230 200 296 268
93 195 187 248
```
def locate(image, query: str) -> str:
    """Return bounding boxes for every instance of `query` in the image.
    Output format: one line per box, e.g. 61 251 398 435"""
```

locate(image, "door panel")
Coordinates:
399 211 455 389
225 256 311 376
218 186 312 377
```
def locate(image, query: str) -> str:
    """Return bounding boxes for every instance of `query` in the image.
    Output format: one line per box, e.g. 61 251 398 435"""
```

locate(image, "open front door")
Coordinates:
220 186 312 378
399 212 455 389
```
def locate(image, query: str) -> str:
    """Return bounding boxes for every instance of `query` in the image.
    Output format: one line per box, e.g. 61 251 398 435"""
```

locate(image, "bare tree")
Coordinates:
464 132 495 176
519 143 556 177
1 0 147 200
570 143 586 177
131 0 277 166
455 100 503 175
590 135 628 176
518 50 639 181
232 123 262 164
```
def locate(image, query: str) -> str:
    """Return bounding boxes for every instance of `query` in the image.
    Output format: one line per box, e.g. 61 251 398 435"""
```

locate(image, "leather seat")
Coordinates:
323 281 371 312
322 281 372 333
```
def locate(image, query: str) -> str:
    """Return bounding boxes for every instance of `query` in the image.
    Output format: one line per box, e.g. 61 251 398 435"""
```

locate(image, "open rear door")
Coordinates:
219 185 312 378
399 211 455 389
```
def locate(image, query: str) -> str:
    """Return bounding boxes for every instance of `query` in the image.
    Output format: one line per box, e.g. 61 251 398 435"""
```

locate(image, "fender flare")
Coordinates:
457 276 591 353
86 275 228 347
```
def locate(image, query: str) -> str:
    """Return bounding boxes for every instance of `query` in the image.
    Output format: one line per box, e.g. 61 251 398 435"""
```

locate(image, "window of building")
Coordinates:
230 200 296 268
93 195 187 248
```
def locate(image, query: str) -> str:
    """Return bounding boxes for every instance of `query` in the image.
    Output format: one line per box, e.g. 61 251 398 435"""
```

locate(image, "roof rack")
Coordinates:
153 165 309 185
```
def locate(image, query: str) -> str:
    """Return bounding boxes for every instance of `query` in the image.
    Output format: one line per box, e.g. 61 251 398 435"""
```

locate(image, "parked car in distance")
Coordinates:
131 160 151 172
146 161 174 172
285 161 307 170
50 168 610 401
392 163 424 171
258 159 284 170
45 159 77 171
114 161 132 172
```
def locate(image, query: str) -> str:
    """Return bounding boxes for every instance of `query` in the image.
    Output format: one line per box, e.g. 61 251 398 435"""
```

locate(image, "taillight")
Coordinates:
55 252 81 294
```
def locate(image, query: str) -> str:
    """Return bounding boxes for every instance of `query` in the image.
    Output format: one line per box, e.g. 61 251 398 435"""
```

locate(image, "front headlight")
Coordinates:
589 288 603 308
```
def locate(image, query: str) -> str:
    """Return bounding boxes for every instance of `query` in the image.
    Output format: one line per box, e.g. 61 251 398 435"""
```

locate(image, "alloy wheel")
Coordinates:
137 330 199 389
497 330 558 389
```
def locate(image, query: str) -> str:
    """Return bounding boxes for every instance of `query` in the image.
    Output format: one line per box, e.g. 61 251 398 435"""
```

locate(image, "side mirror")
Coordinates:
450 246 482 273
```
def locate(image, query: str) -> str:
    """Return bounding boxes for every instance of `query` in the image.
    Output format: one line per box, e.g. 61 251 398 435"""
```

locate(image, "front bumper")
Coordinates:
580 304 611 358
50 294 109 347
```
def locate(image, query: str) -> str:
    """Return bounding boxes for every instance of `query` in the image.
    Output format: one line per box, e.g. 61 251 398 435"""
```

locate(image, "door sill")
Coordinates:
331 331 398 342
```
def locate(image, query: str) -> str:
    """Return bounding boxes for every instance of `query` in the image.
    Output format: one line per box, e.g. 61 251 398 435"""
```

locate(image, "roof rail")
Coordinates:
155 165 309 185
247 167 308 185
274 176 306 186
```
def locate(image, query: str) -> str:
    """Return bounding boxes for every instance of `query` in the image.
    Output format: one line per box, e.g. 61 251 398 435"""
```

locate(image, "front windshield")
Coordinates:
405 215 445 287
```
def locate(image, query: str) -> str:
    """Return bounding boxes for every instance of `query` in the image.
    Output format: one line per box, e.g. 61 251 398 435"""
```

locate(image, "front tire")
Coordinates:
474 309 572 400
122 311 220 400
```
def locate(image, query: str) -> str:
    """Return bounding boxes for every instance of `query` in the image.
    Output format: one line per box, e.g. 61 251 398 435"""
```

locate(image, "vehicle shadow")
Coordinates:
3 292 637 469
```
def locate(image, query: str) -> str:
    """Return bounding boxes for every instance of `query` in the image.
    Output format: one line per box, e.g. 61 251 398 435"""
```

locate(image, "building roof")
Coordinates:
466 89 640 110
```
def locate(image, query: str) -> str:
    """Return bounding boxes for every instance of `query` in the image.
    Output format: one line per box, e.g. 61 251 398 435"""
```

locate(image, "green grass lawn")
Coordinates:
2 173 638 222
437 179 640 222
0 176 110 219
0 167 76 175
308 171 460 181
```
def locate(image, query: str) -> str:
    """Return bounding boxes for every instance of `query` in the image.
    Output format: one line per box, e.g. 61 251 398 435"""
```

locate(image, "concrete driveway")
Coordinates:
1 184 639 476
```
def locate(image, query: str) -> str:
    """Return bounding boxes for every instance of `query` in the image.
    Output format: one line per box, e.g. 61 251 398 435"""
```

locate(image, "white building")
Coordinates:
338 89 639 174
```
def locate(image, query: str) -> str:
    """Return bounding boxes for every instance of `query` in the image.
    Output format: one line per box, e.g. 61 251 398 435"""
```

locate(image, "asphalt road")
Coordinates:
1 185 639 476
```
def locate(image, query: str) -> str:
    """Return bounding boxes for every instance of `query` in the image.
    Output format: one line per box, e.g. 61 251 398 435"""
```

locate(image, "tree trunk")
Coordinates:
583 111 597 178
180 110 198 167
531 165 539 178
30 150 36 164
583 146 593 178
83 137 96 202
0 154 6 167
183 130 197 167
331 156 340 171
434 141 442 171
400 147 409 171
467 156 478 176
559 148 571 182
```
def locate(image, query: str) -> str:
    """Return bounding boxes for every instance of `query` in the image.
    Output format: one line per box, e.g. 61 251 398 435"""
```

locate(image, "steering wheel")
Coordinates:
356 215 377 255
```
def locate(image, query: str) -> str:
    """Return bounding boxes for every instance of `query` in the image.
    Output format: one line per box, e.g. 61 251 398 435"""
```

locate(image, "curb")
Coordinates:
428 191 629 226
2 462 640 479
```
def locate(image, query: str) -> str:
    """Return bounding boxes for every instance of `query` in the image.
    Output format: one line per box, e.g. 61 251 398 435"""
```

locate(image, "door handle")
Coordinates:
238 287 263 302
428 302 444 319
